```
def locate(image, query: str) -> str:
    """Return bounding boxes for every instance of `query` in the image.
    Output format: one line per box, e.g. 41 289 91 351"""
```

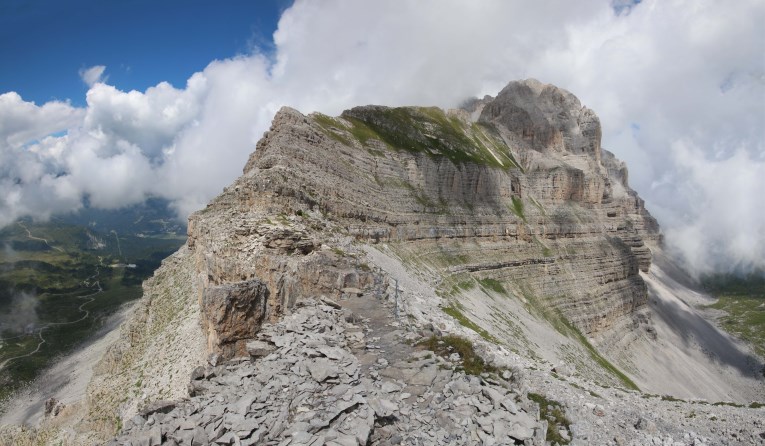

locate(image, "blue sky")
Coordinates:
0 0 290 105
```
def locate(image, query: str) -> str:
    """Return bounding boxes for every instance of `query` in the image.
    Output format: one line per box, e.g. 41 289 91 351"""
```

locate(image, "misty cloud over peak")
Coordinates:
0 0 762 276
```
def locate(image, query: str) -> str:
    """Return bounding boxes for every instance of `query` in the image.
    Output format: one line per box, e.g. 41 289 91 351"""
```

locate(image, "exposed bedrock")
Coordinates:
201 280 269 357
188 79 661 358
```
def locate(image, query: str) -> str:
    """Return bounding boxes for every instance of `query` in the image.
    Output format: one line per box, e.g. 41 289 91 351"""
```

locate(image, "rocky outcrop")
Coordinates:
187 79 660 360
479 78 602 163
201 280 269 356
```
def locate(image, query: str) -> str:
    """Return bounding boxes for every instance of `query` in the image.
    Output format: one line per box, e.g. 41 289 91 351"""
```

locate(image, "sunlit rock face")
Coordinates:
188 79 660 356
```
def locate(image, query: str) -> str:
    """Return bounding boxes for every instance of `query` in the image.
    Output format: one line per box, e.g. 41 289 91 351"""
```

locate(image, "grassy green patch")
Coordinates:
533 236 552 257
712 401 744 408
528 392 571 445
442 305 497 343
419 335 496 376
456 280 476 291
339 106 519 169
432 250 469 267
702 273 765 359
312 113 352 146
510 196 526 223
437 273 476 298
477 278 507 295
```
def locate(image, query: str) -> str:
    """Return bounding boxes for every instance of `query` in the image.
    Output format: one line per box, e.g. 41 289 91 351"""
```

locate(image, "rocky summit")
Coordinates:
5 79 764 446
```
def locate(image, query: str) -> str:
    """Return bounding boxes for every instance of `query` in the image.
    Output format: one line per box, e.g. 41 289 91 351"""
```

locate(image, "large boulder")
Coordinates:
201 279 269 356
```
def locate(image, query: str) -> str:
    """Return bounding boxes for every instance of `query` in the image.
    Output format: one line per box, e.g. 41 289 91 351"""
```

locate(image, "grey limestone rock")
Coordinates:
244 340 274 358
112 299 546 445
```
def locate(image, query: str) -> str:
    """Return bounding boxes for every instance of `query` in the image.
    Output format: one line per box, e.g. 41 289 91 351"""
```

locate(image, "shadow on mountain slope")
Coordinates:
646 263 763 380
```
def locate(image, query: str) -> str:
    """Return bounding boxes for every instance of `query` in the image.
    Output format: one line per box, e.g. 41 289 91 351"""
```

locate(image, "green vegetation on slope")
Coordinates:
314 107 522 169
510 196 526 222
398 239 637 390
0 220 185 405
442 304 497 343
419 335 497 376
478 278 507 295
558 316 640 391
516 283 640 391
528 392 572 445
702 273 765 359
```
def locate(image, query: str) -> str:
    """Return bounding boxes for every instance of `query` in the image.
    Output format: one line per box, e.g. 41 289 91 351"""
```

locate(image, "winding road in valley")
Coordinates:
16 222 65 253
0 226 103 371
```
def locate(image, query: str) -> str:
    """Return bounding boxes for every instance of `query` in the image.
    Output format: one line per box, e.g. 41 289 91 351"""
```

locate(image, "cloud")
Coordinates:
79 65 107 87
0 290 39 334
658 142 765 275
0 92 83 148
0 0 762 275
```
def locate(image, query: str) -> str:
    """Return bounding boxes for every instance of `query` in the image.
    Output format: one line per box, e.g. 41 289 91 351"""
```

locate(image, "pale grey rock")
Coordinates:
308 358 340 382
245 340 274 358
317 345 347 360
481 386 505 407
635 417 658 434
500 399 518 414
409 365 438 386
191 426 208 446
368 397 398 418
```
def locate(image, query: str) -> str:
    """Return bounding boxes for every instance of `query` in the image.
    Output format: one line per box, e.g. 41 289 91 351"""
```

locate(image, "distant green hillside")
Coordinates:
0 215 185 406
702 273 765 361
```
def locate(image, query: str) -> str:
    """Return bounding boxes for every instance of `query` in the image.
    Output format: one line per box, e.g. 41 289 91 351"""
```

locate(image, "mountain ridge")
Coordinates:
4 79 764 445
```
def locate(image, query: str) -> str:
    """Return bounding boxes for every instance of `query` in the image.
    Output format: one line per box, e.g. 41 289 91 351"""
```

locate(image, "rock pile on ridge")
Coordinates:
111 298 547 446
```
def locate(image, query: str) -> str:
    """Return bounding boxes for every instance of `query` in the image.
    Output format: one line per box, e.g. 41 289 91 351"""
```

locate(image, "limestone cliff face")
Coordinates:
187 79 660 357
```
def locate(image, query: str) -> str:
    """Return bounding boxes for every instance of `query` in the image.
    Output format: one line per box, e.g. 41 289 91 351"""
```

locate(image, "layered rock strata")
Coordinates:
187 79 660 359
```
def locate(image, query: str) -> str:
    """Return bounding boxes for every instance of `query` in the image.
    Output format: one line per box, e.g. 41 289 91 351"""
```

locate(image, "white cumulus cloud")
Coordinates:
79 65 107 87
0 0 762 275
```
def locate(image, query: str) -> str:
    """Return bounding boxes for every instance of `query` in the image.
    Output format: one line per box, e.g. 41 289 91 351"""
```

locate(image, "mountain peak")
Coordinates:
478 79 602 163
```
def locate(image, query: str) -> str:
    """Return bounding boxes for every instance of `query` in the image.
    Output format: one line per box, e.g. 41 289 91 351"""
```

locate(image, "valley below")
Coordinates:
0 215 186 411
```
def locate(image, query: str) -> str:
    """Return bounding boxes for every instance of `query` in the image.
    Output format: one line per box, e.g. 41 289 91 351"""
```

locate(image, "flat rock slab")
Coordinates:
308 358 341 382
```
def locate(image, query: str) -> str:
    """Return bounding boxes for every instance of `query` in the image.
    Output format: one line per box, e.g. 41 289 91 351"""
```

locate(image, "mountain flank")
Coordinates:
3 79 764 445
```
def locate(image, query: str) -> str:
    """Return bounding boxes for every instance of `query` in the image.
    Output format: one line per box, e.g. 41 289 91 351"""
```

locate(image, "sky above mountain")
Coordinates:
1 0 763 276
0 0 287 105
